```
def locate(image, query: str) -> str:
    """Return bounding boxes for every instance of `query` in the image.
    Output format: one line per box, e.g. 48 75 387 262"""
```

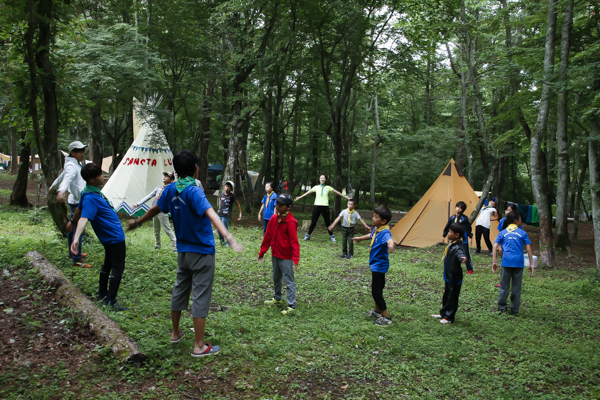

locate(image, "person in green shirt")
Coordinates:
295 174 350 242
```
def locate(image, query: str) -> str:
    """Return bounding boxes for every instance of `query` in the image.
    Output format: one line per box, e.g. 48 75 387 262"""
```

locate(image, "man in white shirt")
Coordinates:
51 141 89 267
475 198 498 256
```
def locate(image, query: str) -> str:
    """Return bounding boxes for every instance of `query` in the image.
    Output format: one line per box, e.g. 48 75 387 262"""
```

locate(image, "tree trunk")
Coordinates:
10 129 19 175
289 84 301 192
200 81 215 188
258 92 273 187
588 112 600 274
469 160 498 224
554 0 574 251
572 152 588 240
25 0 68 233
27 251 146 363
370 94 382 208
89 104 103 166
531 0 557 268
10 143 32 207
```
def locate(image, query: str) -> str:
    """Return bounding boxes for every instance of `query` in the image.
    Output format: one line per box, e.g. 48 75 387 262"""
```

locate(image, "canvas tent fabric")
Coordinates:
102 98 173 217
390 159 498 248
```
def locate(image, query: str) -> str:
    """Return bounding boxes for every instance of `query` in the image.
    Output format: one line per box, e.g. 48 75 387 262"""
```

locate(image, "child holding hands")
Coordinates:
353 206 394 326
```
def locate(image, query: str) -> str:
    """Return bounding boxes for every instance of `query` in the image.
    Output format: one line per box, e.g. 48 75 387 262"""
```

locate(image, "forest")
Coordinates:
1 0 599 271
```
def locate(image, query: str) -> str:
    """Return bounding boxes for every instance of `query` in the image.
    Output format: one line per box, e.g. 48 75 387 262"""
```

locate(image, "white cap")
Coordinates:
68 141 87 152
225 180 235 191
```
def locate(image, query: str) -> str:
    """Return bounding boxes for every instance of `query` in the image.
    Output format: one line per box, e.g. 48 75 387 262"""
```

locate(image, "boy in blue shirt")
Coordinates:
353 206 395 326
492 211 534 315
129 150 244 358
432 223 470 324
70 163 127 310
442 201 473 272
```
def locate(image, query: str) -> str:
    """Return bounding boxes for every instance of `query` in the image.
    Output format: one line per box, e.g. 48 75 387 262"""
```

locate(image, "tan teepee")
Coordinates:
391 159 498 247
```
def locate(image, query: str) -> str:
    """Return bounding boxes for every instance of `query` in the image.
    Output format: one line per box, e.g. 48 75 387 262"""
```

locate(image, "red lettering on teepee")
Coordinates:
127 158 134 165
151 160 157 167
168 159 172 166
134 158 140 165
123 158 129 165
140 159 145 165
147 158 151 165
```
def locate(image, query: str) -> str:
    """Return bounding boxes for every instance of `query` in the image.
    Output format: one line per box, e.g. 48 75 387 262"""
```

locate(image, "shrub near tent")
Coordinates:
391 159 499 248
101 98 173 217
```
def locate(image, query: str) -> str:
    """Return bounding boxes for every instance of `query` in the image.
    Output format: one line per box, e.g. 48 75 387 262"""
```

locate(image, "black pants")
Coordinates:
440 281 462 322
342 226 355 255
99 241 126 300
476 225 493 253
371 271 387 312
307 205 332 235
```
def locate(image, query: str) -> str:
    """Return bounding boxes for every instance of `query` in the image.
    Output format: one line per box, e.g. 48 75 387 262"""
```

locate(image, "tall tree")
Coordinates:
530 0 557 267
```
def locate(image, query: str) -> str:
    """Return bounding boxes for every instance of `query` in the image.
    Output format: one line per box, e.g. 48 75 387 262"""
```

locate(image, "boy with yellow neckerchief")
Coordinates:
492 211 533 316
353 206 394 326
257 182 278 235
328 199 371 259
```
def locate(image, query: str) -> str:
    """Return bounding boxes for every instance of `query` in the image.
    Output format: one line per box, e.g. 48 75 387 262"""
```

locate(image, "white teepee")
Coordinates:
102 97 173 217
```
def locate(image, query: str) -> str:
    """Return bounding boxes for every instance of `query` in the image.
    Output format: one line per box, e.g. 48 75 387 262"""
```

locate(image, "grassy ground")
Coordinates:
1 206 600 399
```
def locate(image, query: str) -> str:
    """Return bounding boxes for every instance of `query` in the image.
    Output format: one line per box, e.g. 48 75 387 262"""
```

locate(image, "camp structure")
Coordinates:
390 159 498 248
102 97 173 217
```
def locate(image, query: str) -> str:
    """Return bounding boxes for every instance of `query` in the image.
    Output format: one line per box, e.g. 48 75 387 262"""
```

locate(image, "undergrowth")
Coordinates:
0 207 599 399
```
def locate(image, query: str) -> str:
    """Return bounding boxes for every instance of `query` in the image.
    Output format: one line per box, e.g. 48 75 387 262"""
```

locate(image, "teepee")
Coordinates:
391 159 498 247
102 98 173 217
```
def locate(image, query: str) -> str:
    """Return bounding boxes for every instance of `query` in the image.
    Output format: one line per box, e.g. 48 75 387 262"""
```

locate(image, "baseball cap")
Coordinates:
163 171 175 180
68 141 87 152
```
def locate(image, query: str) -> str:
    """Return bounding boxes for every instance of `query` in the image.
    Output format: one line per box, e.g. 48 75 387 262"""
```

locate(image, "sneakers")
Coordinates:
154 245 159 250
103 298 129 311
347 255 353 260
440 318 453 324
339 254 347 258
366 309 381 318
330 235 337 243
373 316 392 326
281 306 295 315
303 234 310 241
72 261 92 268
264 298 283 306
431 314 442 319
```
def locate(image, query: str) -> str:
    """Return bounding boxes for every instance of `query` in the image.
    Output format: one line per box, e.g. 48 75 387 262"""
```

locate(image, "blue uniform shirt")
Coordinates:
261 192 279 221
494 226 531 268
157 183 215 254
497 217 506 231
369 229 392 273
79 192 125 245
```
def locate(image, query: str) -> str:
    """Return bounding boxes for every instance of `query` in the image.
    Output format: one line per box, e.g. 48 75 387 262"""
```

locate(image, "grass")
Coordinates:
1 205 600 399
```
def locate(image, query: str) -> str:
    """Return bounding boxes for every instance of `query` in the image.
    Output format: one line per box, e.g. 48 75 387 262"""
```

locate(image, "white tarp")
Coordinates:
102 97 173 216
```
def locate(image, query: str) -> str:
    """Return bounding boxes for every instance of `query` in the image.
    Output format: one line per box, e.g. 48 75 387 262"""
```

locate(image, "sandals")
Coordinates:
169 330 185 343
191 343 221 358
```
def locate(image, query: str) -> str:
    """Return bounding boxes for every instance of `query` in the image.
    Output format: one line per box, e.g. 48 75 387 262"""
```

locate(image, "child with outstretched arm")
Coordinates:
217 180 243 246
128 150 243 358
442 201 474 273
432 222 471 324
492 211 533 316
328 198 371 259
353 206 394 326
258 194 300 315
70 163 128 310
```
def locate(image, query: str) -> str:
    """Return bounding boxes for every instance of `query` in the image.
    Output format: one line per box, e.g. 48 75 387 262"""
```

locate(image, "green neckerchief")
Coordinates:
82 185 114 210
176 176 195 193
320 184 326 196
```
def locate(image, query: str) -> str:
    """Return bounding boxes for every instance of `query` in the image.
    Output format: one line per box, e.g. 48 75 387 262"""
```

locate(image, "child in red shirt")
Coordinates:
258 194 300 315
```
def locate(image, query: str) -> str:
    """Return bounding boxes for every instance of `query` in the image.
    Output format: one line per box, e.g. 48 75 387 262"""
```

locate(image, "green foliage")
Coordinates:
1 208 599 398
